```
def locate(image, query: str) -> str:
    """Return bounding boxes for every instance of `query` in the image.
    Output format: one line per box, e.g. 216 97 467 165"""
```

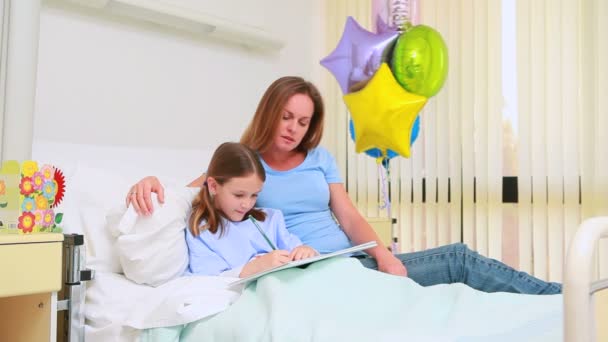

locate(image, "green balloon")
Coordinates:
391 25 448 98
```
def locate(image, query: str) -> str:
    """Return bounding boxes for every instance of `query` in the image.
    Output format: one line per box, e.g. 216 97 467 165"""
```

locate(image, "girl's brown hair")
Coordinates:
240 76 324 153
188 142 267 237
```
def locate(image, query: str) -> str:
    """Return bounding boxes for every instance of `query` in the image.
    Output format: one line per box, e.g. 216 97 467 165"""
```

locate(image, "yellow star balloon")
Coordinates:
343 63 428 158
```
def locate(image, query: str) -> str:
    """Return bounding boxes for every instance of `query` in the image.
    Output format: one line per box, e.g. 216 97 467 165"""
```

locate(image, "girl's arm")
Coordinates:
187 238 232 276
266 209 317 261
270 209 304 250
186 226 246 277
240 250 291 278
328 183 407 276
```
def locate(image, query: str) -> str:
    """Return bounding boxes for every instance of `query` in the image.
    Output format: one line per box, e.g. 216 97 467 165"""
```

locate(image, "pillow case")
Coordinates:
110 186 199 287
55 163 131 274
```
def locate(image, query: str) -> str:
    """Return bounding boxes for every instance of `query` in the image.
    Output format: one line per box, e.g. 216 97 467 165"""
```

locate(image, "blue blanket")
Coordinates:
142 257 562 341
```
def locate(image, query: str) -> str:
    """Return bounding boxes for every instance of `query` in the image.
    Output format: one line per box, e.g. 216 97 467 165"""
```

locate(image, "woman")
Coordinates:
126 76 560 294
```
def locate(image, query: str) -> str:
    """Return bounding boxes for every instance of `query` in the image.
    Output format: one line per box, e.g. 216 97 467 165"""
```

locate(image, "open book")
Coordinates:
229 241 377 287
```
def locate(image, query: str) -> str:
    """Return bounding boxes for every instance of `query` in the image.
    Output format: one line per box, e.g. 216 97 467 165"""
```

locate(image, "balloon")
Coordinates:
320 16 399 94
391 25 448 97
349 116 420 160
343 63 427 158
375 15 397 34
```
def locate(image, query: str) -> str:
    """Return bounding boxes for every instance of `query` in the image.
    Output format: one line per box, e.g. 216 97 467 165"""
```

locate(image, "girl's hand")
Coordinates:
240 250 290 277
376 251 408 277
289 245 319 261
125 176 164 216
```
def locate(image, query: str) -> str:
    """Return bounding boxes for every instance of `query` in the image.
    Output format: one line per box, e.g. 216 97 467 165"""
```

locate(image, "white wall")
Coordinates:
33 0 323 150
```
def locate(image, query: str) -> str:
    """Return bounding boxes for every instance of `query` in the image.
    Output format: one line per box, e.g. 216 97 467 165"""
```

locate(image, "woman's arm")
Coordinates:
125 173 206 215
329 183 407 276
187 174 206 187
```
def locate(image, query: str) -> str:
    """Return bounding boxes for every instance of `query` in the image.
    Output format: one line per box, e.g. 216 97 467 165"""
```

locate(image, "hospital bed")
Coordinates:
31 140 606 342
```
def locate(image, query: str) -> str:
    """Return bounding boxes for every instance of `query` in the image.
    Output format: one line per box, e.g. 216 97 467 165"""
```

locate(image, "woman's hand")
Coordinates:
289 245 318 261
240 250 291 278
376 251 408 277
125 176 164 216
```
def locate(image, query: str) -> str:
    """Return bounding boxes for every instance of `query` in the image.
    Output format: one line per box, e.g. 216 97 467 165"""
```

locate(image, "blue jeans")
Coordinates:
357 243 561 294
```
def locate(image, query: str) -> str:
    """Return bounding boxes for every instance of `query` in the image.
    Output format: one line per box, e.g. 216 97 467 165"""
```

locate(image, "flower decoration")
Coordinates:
18 212 36 233
22 161 38 178
41 165 55 182
19 177 34 196
42 181 57 200
1 161 65 234
52 168 66 208
21 197 36 212
35 195 49 210
32 171 45 191
34 210 44 226
42 210 55 227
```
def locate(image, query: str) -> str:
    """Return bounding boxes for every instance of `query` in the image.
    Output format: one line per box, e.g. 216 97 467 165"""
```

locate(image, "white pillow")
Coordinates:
32 141 216 275
86 207 123 273
55 163 130 274
111 186 199 287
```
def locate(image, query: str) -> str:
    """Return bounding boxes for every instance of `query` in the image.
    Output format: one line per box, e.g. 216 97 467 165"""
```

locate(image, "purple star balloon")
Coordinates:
320 16 399 94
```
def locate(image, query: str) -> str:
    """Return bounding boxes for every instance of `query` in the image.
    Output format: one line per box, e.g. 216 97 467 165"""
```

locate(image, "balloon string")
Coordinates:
378 159 397 254
389 0 412 32
378 160 391 221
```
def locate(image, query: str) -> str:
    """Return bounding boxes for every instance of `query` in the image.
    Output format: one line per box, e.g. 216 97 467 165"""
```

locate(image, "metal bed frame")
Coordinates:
564 216 608 342
56 234 93 342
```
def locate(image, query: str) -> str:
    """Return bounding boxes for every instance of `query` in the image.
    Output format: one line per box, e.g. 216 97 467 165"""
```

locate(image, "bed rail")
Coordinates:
57 234 94 342
564 216 608 342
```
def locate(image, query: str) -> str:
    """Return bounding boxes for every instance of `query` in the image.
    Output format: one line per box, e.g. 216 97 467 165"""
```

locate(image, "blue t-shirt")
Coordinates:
257 147 353 253
185 208 302 276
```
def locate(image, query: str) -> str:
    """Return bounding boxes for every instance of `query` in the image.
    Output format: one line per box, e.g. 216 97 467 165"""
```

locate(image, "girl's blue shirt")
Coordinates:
185 208 302 276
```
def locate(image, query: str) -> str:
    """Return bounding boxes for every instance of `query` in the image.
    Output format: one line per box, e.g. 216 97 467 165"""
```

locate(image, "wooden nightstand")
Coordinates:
0 233 63 342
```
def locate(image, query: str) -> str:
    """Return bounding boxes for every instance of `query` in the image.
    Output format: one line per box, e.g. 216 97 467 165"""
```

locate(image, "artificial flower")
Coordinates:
42 181 57 200
22 161 38 178
21 197 36 212
52 169 66 208
18 212 36 233
42 210 55 227
35 195 48 210
41 165 55 181
32 172 45 191
34 210 44 226
19 177 34 196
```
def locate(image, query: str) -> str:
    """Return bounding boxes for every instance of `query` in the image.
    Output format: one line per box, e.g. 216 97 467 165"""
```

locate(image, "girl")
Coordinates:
185 142 318 278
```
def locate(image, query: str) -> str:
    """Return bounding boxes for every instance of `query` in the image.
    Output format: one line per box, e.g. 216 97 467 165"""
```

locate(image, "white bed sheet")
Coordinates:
85 271 241 342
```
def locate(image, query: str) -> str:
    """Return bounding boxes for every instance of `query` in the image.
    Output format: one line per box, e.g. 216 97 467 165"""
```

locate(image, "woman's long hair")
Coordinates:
188 142 267 237
240 76 325 153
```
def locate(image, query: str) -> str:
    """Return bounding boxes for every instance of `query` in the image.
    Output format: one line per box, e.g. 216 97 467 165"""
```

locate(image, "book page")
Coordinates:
230 241 377 287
